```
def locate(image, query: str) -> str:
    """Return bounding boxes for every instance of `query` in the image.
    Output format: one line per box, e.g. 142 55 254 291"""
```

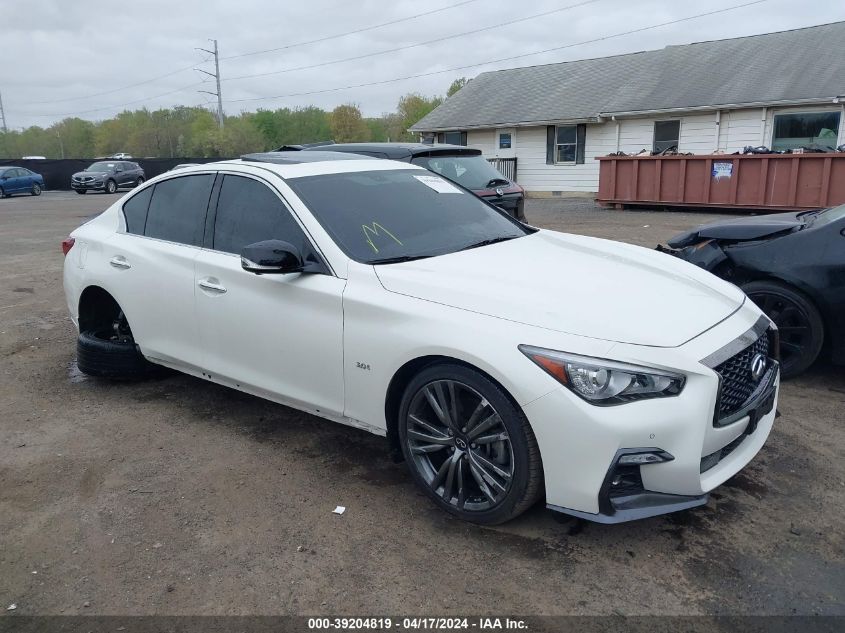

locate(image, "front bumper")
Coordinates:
522 308 779 523
71 181 106 191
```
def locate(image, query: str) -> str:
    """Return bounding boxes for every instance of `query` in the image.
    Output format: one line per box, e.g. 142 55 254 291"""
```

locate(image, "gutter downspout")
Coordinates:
714 110 721 152
760 107 768 146
613 116 620 153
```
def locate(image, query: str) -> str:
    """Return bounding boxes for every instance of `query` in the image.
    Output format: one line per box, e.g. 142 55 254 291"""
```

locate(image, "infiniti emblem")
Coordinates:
750 353 767 382
455 437 468 450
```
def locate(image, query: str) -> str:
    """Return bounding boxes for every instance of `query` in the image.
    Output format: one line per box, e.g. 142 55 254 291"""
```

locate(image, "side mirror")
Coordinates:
241 240 304 275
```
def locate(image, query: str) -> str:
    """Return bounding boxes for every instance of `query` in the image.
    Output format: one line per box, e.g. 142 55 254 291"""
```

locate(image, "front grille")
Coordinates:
700 433 746 473
713 333 770 421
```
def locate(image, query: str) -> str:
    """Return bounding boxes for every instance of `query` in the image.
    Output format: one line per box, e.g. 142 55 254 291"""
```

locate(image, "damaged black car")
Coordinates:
659 205 845 377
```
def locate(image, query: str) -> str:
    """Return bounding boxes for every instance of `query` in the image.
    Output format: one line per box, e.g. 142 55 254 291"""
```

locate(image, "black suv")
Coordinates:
71 160 145 194
279 143 525 219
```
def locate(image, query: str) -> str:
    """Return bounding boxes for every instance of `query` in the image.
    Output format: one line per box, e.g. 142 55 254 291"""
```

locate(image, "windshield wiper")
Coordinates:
459 235 519 252
486 177 510 187
368 254 432 265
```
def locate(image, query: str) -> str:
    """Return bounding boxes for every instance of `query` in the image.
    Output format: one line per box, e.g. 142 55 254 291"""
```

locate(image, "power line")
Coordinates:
21 64 200 106
221 0 480 61
14 1 477 107
223 0 602 83
226 0 770 105
23 82 206 118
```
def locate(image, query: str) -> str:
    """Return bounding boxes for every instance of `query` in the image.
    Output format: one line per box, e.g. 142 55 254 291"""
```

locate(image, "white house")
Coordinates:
409 22 845 195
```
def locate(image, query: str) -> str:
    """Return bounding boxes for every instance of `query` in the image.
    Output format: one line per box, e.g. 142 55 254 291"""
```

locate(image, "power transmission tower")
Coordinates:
196 40 224 128
0 90 8 133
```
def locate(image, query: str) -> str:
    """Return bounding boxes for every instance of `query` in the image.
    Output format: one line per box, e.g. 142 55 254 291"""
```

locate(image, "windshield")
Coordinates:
286 169 531 264
410 155 510 190
86 162 116 172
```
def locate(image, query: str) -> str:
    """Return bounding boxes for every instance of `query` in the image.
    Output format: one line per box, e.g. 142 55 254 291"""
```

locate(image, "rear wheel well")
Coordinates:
78 286 122 333
384 355 523 461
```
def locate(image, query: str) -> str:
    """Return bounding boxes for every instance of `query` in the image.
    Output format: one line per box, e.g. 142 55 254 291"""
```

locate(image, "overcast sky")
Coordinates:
2 0 843 129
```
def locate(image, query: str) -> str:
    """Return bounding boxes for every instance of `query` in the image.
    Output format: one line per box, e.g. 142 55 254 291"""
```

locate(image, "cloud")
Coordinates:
1 0 840 128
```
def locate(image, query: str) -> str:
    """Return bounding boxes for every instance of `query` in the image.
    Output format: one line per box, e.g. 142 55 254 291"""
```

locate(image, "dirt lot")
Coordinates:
1 192 843 616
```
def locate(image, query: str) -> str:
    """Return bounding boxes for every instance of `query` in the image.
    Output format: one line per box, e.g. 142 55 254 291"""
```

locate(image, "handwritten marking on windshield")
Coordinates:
362 222 403 253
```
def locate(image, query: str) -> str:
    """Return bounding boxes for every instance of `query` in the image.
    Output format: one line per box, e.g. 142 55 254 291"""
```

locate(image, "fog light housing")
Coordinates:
617 450 674 466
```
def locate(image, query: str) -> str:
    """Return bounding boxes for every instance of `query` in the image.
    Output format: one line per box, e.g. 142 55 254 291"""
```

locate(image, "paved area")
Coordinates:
1 192 843 616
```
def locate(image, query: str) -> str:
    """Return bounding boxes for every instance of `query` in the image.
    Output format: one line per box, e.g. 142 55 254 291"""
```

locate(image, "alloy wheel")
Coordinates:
405 379 514 512
748 290 812 372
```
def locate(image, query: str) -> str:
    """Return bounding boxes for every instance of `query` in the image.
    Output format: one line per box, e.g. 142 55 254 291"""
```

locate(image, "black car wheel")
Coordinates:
77 311 157 379
398 363 542 525
75 190 87 195
742 280 824 378
136 176 145 187
105 179 117 194
0 187 6 198
31 183 42 196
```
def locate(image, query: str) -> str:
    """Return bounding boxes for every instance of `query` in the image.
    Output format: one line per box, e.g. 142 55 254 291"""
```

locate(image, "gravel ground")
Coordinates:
0 191 843 616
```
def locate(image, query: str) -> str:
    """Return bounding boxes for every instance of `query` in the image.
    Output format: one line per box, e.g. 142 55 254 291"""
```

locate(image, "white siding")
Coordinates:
465 129 496 154
720 109 765 151
504 124 616 193
679 114 718 153
617 119 653 153
443 104 845 194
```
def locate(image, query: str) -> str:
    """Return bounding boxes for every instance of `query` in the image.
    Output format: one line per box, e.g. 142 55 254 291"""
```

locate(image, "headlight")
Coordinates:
519 345 685 406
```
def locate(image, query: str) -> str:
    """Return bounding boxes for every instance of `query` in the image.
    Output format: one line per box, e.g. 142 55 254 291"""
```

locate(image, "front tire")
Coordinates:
31 183 42 196
742 280 824 378
398 363 542 525
105 179 117 194
75 189 87 195
136 176 145 187
0 187 6 198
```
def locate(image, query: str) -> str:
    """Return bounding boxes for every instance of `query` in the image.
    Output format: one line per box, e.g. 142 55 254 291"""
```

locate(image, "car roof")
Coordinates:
189 152 425 180
241 150 373 164
297 142 481 159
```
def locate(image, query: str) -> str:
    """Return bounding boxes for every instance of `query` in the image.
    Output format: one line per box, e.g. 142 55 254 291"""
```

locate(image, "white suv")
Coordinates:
62 152 780 525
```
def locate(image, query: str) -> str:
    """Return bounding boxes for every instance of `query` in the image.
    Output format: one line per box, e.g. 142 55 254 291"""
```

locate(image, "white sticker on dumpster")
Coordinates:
712 162 733 179
413 174 463 194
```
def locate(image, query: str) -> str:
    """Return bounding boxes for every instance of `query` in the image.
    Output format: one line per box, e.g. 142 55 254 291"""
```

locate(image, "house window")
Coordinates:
499 133 512 149
555 126 577 163
772 111 841 151
440 131 467 146
653 120 680 153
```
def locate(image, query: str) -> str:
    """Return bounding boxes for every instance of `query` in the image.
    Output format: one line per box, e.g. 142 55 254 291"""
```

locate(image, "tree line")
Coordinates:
0 79 468 159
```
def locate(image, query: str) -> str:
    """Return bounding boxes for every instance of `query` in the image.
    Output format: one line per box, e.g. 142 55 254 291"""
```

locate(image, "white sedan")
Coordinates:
62 152 780 525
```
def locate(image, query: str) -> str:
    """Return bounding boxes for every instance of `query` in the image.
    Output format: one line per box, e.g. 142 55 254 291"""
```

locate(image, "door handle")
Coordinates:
109 256 131 269
198 278 227 294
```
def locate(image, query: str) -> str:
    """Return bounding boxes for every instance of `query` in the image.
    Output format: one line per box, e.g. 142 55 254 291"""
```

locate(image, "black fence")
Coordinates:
3 156 520 190
0 157 231 191
487 157 517 182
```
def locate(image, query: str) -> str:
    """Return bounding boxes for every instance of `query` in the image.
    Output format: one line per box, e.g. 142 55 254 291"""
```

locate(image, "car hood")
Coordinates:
374 230 744 347
73 171 110 178
667 212 803 248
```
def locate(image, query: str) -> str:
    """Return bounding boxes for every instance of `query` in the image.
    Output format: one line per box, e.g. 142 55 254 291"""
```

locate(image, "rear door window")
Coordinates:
122 186 154 235
144 174 214 246
213 174 313 258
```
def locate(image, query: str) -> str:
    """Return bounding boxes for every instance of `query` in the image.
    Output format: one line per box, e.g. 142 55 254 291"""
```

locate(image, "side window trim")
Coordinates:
202 173 224 249
207 170 334 276
120 183 155 235
122 172 217 247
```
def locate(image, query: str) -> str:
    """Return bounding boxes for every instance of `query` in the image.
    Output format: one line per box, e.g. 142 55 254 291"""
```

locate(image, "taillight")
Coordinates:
62 237 75 256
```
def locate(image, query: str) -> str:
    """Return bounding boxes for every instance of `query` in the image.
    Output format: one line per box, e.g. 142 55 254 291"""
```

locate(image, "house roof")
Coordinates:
410 21 845 132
